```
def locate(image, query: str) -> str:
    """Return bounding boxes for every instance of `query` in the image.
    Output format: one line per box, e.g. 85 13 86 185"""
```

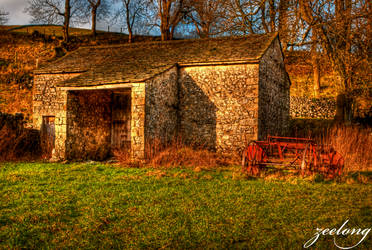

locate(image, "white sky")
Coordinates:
1 0 31 25
0 0 120 31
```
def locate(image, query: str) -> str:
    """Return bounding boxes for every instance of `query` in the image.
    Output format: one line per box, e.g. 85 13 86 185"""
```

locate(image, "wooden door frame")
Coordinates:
110 89 131 151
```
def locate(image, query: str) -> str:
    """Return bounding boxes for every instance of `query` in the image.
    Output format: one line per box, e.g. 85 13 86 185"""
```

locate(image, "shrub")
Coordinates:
0 124 41 161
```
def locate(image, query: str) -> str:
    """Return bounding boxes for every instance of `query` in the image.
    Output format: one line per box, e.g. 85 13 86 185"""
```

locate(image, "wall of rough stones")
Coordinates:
290 96 336 119
179 64 259 152
131 83 146 159
145 66 178 145
66 90 112 160
33 73 79 159
258 38 291 139
33 39 291 160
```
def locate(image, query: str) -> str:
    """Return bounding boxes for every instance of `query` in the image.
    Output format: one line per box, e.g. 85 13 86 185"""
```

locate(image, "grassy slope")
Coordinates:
0 25 157 122
0 31 57 120
0 163 371 249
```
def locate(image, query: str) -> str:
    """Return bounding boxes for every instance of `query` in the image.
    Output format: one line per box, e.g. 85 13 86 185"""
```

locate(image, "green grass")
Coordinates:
0 163 371 249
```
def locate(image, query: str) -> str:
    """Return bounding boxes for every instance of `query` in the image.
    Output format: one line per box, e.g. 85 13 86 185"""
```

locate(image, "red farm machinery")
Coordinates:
241 136 344 178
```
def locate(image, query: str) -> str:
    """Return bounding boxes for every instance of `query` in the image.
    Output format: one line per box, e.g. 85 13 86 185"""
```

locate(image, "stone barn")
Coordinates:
33 32 290 160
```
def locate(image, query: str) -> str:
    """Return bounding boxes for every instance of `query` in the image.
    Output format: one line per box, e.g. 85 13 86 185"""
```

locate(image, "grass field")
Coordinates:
0 163 371 249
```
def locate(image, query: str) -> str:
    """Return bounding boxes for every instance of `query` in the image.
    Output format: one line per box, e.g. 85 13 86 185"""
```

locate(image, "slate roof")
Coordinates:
36 33 278 87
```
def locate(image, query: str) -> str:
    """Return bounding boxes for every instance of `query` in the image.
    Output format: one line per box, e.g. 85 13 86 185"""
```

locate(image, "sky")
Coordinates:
1 0 124 32
1 0 31 25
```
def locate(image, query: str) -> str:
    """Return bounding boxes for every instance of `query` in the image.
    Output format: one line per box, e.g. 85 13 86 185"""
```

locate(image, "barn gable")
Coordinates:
33 33 290 161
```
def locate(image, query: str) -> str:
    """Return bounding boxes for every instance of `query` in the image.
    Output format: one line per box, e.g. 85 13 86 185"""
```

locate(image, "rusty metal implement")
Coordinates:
241 136 344 178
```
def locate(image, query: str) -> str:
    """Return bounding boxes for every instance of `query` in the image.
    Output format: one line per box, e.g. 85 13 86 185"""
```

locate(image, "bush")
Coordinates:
0 112 41 161
0 124 41 161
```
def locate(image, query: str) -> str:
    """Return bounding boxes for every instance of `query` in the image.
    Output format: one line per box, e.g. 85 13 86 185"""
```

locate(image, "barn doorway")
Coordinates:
41 116 55 157
111 91 131 151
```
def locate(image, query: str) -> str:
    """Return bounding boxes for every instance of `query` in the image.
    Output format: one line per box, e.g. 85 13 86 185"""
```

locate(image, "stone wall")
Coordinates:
179 64 259 152
131 83 146 159
33 73 80 159
290 96 336 119
33 40 291 160
145 66 178 145
66 90 112 160
258 38 290 139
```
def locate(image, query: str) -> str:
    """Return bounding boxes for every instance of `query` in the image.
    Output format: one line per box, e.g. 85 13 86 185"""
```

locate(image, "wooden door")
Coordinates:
41 116 55 157
111 93 131 150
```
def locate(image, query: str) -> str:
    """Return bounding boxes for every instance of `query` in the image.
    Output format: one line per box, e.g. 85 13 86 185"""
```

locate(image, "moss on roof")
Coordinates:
36 33 278 87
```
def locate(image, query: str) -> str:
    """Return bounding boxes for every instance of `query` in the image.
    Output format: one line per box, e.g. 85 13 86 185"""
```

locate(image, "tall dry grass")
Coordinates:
113 137 239 169
320 125 372 172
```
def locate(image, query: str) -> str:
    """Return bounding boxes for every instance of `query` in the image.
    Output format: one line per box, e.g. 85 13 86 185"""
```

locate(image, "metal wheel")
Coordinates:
300 143 317 176
320 147 344 178
242 141 264 175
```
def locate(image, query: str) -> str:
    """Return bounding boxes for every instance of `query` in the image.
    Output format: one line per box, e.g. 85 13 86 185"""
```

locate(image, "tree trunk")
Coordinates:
312 56 321 98
91 7 97 37
160 18 171 41
63 0 70 43
335 83 354 123
125 2 133 43
260 4 269 33
278 0 288 51
269 0 276 32
128 28 133 43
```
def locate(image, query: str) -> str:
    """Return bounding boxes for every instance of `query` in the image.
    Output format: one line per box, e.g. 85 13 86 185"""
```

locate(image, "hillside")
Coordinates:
0 25 159 123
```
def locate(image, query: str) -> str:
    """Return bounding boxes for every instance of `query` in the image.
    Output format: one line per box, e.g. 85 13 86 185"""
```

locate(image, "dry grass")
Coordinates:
113 137 240 169
320 125 372 172
0 124 41 161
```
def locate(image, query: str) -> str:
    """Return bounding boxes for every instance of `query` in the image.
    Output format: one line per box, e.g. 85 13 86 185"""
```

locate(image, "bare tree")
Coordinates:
87 0 101 37
115 0 148 42
185 0 225 38
223 0 282 35
299 0 371 121
0 8 9 25
26 0 86 42
149 0 190 41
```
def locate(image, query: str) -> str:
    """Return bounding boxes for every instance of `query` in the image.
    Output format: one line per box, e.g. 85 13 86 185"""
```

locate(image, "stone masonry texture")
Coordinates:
33 35 291 160
179 64 260 152
258 38 291 140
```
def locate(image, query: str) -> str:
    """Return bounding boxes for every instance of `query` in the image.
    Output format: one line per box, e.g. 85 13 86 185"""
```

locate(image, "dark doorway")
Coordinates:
41 116 55 157
111 91 131 150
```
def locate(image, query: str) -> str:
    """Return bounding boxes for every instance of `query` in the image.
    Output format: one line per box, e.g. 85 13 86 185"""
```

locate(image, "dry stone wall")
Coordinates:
179 64 259 152
33 73 79 159
66 90 112 160
258 39 290 140
131 83 146 159
145 66 178 145
290 96 336 119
